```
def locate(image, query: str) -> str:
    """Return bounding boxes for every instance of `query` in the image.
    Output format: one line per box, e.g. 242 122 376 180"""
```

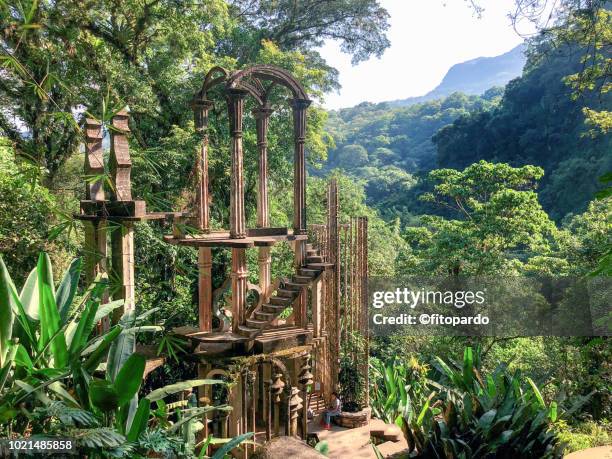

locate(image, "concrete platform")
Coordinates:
308 417 408 459
565 446 612 459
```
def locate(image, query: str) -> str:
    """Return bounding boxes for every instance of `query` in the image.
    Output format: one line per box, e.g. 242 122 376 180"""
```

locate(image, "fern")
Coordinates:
42 401 99 427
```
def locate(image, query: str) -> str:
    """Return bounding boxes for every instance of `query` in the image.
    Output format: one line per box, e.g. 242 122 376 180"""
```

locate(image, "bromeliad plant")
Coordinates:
369 348 564 458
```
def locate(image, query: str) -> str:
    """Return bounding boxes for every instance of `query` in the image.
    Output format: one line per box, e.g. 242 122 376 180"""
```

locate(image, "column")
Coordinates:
110 221 135 322
198 248 213 332
231 248 248 333
253 107 273 228
291 99 311 235
109 110 132 201
84 118 104 201
313 276 323 338
227 89 248 239
258 247 272 297
192 97 214 232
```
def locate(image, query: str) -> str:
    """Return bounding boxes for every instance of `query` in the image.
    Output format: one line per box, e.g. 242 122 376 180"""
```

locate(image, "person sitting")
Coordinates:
322 392 341 430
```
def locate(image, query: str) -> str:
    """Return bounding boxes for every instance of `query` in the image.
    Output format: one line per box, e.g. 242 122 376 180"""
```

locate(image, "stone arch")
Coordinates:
226 64 309 101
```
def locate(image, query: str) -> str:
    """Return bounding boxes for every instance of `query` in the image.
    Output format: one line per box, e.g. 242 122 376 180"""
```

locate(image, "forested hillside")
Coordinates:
322 29 611 222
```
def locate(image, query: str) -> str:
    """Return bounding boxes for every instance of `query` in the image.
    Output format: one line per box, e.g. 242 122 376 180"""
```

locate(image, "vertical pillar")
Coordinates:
109 110 132 201
313 277 323 338
192 96 214 232
231 248 248 333
253 107 273 228
84 118 104 201
291 99 311 235
84 118 109 329
298 355 314 439
111 222 135 322
227 90 248 239
258 247 272 297
198 247 213 332
362 217 370 406
108 111 135 322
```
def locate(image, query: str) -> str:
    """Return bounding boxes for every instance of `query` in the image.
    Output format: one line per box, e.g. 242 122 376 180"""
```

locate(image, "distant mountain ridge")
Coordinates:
389 44 526 107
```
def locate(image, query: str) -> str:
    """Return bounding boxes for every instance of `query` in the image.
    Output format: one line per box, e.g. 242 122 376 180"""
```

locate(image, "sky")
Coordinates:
319 0 535 109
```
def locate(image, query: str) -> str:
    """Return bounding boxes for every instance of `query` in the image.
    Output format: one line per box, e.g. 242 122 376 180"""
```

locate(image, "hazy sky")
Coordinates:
319 0 535 109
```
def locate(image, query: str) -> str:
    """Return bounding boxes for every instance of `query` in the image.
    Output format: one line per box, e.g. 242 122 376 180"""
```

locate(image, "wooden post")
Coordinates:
291 99 311 236
231 248 248 333
227 89 248 239
253 107 273 228
198 248 213 332
192 97 214 232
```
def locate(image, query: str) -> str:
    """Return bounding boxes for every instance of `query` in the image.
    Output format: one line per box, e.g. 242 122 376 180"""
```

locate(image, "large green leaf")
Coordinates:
146 379 225 402
37 254 68 368
19 267 39 320
127 398 150 442
211 432 254 459
83 326 122 372
114 354 145 406
68 302 99 357
0 257 15 367
89 379 119 412
106 312 136 382
526 377 545 408
56 257 82 323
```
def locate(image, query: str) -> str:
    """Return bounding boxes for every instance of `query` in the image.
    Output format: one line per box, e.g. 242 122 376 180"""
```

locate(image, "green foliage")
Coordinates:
433 28 612 221
403 161 558 275
0 144 60 281
374 348 564 458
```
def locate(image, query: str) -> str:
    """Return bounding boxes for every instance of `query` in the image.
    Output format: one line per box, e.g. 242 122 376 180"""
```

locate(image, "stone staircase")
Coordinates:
237 243 330 338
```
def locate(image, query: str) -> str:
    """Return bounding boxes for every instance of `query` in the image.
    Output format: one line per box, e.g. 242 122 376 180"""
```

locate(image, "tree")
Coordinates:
403 161 558 275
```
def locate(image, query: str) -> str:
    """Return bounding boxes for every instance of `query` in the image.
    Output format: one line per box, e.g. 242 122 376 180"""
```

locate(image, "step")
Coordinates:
276 288 296 298
254 311 275 321
284 282 308 291
306 262 333 270
292 275 312 283
307 256 324 263
246 318 268 329
298 268 320 277
270 296 293 306
237 325 261 338
306 250 318 257
262 303 286 314
305 243 314 251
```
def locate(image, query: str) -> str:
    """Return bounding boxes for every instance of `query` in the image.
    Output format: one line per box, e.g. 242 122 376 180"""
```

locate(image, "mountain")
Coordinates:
390 44 526 107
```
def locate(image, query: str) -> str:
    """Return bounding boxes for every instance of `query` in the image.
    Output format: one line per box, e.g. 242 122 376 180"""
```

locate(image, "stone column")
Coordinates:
198 247 213 332
192 96 214 232
258 247 272 297
109 110 132 201
313 276 324 338
291 99 311 236
84 118 104 201
253 107 273 228
231 248 248 333
298 355 314 439
110 222 135 322
227 89 248 239
83 118 108 330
